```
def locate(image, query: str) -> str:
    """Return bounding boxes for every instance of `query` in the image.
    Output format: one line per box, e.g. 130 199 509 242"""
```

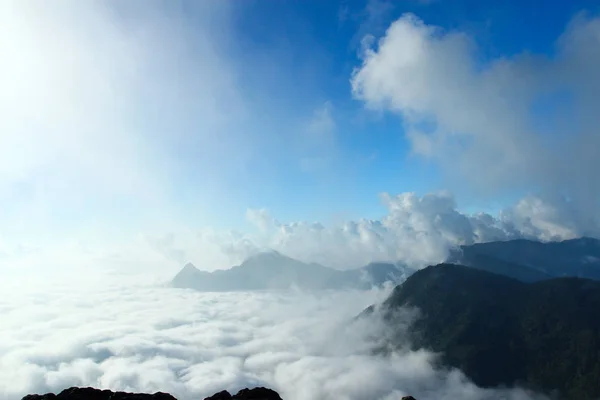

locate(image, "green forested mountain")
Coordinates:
373 264 600 399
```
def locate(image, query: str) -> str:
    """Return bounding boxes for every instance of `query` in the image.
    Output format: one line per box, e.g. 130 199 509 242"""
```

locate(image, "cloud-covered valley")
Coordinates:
2 3 600 400
0 280 549 400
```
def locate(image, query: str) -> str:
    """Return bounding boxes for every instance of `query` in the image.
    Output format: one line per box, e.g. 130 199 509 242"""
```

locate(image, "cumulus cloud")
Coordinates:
0 190 588 280
0 281 549 400
351 12 600 234
136 191 587 272
237 192 591 270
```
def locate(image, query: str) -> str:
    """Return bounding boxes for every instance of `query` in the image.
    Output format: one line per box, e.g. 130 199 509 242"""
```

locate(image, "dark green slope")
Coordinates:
378 264 600 399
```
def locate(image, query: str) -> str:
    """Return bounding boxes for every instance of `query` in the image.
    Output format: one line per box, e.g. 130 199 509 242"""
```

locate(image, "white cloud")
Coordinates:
351 13 600 233
0 189 588 280
236 192 587 270
0 1 253 241
0 281 549 400
146 193 599 273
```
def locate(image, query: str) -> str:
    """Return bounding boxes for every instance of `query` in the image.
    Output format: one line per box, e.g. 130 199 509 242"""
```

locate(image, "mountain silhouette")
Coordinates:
171 251 414 291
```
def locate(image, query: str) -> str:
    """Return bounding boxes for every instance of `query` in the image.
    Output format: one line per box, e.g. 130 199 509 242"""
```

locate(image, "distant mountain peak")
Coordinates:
182 262 198 271
171 262 206 288
171 251 412 292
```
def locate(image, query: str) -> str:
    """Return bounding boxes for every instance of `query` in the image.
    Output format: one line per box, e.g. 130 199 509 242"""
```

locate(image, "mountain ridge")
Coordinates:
173 237 600 292
172 251 415 292
449 236 600 281
365 263 600 399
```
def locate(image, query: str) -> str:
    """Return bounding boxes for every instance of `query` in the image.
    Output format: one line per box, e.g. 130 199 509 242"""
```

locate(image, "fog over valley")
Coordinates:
0 278 548 400
2 1 600 399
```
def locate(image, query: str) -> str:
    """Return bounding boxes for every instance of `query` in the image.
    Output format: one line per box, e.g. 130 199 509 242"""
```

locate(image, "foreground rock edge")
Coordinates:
22 386 417 400
22 386 281 400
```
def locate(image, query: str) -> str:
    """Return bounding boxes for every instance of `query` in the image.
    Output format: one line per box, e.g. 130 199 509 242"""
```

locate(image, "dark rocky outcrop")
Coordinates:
204 387 283 400
22 387 285 400
21 386 177 400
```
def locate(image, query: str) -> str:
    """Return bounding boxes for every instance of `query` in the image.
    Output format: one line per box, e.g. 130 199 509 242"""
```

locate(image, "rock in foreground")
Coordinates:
22 387 176 400
22 386 283 400
204 387 283 400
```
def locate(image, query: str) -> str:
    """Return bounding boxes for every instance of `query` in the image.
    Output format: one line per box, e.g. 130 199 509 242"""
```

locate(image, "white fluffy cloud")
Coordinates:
351 13 600 234
237 192 591 270
137 191 588 272
0 281 549 400
0 190 588 279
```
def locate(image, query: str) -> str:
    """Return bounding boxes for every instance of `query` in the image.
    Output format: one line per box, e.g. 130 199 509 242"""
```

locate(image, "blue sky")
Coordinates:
1 0 600 253
190 0 599 224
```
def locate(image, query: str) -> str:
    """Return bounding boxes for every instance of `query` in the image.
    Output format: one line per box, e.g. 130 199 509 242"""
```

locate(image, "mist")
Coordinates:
0 280 549 400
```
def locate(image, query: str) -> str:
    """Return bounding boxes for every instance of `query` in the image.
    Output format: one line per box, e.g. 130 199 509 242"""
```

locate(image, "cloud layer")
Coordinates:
139 191 591 272
351 12 600 234
0 190 589 281
0 281 549 400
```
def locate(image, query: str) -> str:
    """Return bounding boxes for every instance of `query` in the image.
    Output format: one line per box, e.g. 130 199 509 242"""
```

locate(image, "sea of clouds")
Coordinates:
1 2 599 399
0 276 549 400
